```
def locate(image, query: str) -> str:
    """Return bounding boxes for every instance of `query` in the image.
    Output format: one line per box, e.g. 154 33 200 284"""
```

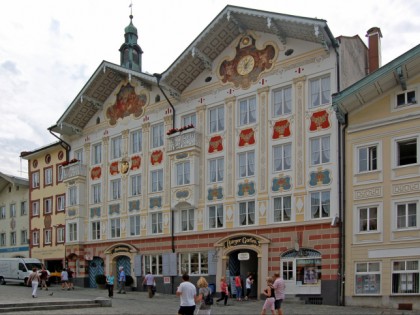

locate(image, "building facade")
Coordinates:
0 172 29 258
333 44 420 309
50 6 373 304
20 142 68 273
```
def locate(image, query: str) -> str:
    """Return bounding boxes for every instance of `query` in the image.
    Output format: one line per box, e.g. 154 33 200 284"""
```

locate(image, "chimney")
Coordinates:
366 27 382 73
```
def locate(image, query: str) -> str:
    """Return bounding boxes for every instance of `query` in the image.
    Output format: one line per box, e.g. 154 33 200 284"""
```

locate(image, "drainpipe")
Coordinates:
48 126 71 161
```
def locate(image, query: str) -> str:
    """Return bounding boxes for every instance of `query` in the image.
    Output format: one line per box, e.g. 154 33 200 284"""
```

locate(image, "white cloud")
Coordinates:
0 0 419 177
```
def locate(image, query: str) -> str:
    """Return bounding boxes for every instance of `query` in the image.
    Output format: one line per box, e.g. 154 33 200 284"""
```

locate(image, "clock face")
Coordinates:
237 55 255 76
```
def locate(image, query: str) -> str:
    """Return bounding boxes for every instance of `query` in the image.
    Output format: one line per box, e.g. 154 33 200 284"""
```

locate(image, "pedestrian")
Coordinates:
67 268 74 290
245 273 254 300
39 266 49 291
117 266 126 294
142 271 155 298
106 271 115 298
176 273 196 315
272 272 286 315
195 276 212 315
261 277 275 315
61 268 69 290
28 267 40 298
216 276 229 306
234 272 242 301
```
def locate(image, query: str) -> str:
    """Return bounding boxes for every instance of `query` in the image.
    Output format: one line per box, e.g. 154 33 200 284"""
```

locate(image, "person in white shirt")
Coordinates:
176 274 197 315
142 271 155 298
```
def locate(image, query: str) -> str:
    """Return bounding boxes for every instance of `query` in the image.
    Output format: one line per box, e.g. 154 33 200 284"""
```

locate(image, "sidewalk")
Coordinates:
0 283 418 315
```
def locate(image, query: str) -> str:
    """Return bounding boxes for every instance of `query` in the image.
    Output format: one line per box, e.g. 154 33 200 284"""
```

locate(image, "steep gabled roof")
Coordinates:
0 171 28 193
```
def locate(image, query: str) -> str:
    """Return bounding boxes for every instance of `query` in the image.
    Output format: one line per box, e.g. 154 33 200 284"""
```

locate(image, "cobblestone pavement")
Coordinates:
0 283 419 315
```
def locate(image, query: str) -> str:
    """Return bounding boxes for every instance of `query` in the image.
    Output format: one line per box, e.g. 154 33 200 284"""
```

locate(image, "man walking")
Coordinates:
176 274 196 315
273 272 286 315
142 271 155 298
40 266 48 291
118 266 126 294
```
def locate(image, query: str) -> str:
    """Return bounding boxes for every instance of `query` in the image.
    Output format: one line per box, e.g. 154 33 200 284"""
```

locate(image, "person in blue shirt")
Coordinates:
106 271 115 298
118 266 126 294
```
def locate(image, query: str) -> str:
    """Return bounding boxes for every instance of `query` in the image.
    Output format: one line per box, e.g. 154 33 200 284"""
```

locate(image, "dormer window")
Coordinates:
396 89 416 107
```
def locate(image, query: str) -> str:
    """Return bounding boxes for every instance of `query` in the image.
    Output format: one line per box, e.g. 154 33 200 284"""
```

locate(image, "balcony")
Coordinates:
167 128 201 154
63 162 87 181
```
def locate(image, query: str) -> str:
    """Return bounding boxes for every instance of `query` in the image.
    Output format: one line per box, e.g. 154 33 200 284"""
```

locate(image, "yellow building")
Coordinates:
333 44 420 310
0 172 29 258
20 141 68 272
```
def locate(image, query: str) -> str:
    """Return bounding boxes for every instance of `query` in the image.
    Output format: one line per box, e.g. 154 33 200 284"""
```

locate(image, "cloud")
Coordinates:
1 61 21 75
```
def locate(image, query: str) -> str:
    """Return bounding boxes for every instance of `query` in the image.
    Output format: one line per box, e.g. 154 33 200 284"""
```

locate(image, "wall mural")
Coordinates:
131 155 141 170
239 128 255 146
238 180 256 196
272 119 291 139
309 168 331 186
272 175 292 192
207 187 223 201
309 110 330 131
208 136 223 153
91 166 101 180
150 150 163 165
106 83 147 126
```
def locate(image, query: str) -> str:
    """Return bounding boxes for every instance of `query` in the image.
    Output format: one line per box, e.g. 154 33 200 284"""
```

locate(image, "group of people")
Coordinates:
176 274 212 315
60 268 75 290
27 266 75 298
261 272 286 315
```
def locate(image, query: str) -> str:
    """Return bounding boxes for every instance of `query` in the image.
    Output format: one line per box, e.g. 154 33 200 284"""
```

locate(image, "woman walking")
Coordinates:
28 267 40 298
195 276 212 315
106 271 115 298
261 277 276 315
216 276 229 306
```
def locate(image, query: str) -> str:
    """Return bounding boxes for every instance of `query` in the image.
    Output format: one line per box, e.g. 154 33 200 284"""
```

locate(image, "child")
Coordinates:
261 277 275 315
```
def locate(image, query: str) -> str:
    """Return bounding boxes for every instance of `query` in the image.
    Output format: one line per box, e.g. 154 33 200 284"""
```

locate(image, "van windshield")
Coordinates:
25 263 42 271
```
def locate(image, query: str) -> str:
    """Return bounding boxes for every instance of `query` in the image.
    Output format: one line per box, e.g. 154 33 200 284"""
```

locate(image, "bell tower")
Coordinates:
119 9 143 72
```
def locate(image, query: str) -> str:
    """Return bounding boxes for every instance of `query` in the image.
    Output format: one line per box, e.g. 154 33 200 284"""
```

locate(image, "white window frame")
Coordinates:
355 142 381 173
32 201 40 216
110 179 121 200
151 212 163 234
68 186 77 206
20 230 28 245
111 136 122 160
209 105 224 134
92 183 102 204
182 113 196 127
20 201 27 216
143 254 163 275
239 200 255 226
56 195 65 212
355 262 381 295
208 204 224 229
180 209 195 232
273 195 292 222
91 221 101 240
238 151 255 178
310 190 331 219
310 135 330 166
176 161 190 186
239 96 257 126
309 75 331 108
179 252 208 275
92 143 102 165
110 217 121 238
273 143 292 172
130 174 142 196
394 200 418 230
151 169 163 192
74 149 83 164
129 215 141 236
208 157 224 183
44 197 52 214
395 88 417 108
394 135 418 167
32 171 40 189
44 229 52 245
152 123 164 148
57 165 63 182
10 204 16 218
130 129 142 154
358 206 378 233
0 206 5 219
57 227 65 243
32 230 40 245
68 222 77 242
272 85 292 117
10 231 16 246
392 260 419 294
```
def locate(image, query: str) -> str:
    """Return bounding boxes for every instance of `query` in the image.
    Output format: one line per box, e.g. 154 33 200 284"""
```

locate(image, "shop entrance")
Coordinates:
227 249 258 299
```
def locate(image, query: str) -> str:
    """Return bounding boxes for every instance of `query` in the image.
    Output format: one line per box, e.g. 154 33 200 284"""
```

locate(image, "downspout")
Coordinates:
48 126 71 161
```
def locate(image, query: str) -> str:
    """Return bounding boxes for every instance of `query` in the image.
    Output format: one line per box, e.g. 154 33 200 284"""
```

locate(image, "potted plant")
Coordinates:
95 274 107 289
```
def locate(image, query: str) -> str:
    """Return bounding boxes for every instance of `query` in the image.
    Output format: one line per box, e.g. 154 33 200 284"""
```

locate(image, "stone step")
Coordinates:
0 299 108 313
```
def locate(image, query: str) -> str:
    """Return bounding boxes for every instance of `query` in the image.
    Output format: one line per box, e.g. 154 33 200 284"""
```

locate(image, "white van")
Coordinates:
0 258 44 285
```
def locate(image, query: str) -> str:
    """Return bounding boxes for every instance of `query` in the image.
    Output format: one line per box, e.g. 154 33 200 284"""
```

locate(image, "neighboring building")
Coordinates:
20 141 68 272
0 172 29 258
333 43 420 310
49 6 375 303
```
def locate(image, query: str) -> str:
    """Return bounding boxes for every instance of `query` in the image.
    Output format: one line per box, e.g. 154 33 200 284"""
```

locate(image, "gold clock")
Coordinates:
237 55 255 75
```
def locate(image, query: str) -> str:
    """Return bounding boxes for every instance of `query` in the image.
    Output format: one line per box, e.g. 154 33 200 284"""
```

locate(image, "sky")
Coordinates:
0 0 419 178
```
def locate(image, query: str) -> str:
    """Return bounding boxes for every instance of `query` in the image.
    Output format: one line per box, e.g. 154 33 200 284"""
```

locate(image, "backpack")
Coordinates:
204 289 213 305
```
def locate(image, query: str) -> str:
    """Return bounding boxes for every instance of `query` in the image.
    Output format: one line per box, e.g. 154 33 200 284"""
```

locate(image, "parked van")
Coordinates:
0 258 45 285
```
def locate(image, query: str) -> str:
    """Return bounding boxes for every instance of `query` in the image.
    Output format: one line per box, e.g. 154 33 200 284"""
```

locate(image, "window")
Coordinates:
91 221 101 240
32 200 40 216
131 175 142 196
111 179 121 200
143 254 163 275
176 161 190 186
10 204 16 218
273 143 292 171
92 184 102 203
182 113 196 127
310 135 330 165
239 96 256 125
68 223 77 242
359 206 378 232
208 204 224 229
111 136 122 159
56 195 65 212
44 167 53 186
0 233 5 246
358 145 377 172
44 197 52 214
92 143 102 165
396 89 416 107
151 212 163 234
282 261 293 280
239 201 255 226
151 169 163 192
21 230 28 244
32 230 40 246
110 218 121 238
181 209 194 232
68 187 77 206
0 206 5 219
208 157 224 183
129 215 141 236
44 229 52 245
392 260 419 294
180 252 208 275
396 202 417 229
10 232 16 246
130 129 142 154
355 262 381 294
309 75 330 108
74 149 83 164
310 191 330 219
57 165 63 182
57 227 65 243
209 106 224 133
273 86 292 116
297 257 322 285
32 171 40 189
238 151 255 178
397 138 417 166
152 123 164 148
273 196 292 222
20 201 27 216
